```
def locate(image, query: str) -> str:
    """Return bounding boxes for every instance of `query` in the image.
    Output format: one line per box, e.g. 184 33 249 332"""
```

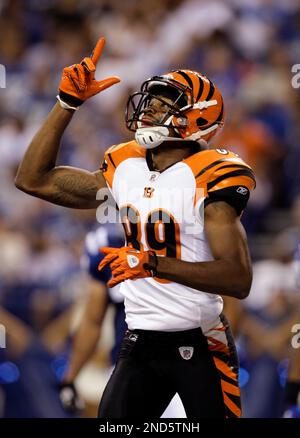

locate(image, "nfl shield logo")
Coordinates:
179 346 194 360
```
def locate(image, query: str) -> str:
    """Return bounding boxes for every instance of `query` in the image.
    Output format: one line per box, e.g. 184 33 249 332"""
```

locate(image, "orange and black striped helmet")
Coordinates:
126 69 224 145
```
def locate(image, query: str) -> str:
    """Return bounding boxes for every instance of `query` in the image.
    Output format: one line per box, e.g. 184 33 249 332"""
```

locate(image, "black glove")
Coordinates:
58 382 85 414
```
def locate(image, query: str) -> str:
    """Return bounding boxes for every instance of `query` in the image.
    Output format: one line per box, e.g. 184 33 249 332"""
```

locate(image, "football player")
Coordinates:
58 224 126 414
16 37 256 418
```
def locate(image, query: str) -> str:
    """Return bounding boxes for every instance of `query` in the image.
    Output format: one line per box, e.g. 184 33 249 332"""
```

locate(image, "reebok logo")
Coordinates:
237 186 248 195
127 254 140 268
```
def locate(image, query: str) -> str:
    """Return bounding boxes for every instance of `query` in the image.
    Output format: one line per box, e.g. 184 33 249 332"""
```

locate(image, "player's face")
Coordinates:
140 95 179 128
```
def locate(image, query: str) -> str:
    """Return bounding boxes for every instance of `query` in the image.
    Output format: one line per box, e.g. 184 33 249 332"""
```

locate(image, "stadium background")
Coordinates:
0 0 300 418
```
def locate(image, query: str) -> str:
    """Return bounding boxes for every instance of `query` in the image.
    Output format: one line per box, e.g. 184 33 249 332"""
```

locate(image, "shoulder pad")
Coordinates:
184 148 255 195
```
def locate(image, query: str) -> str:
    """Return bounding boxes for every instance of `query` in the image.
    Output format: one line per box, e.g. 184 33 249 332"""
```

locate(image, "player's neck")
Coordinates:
150 141 200 172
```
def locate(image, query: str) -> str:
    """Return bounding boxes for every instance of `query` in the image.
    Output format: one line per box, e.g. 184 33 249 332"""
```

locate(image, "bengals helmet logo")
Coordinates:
144 187 155 198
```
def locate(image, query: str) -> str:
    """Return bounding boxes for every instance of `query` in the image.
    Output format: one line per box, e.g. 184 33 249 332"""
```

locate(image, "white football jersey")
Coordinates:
102 141 255 331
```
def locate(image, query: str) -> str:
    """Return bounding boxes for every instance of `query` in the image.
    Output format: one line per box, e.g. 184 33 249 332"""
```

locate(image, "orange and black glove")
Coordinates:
57 37 120 110
98 246 158 288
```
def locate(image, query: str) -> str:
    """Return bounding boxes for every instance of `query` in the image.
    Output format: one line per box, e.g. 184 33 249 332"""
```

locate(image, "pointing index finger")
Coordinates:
91 37 106 66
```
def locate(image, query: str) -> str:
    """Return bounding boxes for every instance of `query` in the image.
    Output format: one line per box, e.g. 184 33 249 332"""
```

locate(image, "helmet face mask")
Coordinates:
126 70 224 148
125 76 191 133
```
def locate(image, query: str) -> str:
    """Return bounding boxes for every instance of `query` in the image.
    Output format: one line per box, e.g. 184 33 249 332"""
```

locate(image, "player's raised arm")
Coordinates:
15 37 120 209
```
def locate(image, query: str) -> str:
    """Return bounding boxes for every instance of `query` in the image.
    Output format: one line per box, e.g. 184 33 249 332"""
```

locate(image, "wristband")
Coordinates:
56 95 79 111
147 251 158 277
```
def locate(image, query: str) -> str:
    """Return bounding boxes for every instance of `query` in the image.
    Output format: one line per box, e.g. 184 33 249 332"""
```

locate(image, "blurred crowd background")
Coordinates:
0 0 300 418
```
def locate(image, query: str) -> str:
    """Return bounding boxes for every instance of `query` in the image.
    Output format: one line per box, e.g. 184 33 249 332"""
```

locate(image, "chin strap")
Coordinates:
135 125 212 149
135 127 181 148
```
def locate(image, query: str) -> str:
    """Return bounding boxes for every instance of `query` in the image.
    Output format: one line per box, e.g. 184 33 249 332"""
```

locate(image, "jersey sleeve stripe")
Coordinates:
102 162 114 189
208 176 255 193
195 157 250 179
214 163 252 172
107 152 116 168
207 168 256 191
209 164 255 180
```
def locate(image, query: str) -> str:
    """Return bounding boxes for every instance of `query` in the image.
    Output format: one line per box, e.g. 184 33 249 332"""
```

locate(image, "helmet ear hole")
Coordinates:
196 117 208 127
